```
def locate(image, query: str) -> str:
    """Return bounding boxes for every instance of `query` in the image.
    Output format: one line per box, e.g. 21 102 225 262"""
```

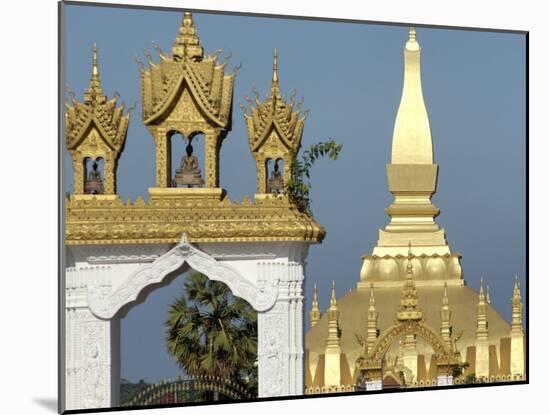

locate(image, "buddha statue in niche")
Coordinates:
85 161 104 194
172 141 204 188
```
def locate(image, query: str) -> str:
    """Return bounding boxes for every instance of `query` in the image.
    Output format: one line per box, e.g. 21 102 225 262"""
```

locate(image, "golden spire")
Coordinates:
269 48 283 107
310 283 321 327
392 27 432 164
476 277 488 341
440 281 452 349
366 283 379 350
486 284 491 304
397 243 422 320
511 276 524 333
172 12 204 61
326 281 340 349
84 44 104 102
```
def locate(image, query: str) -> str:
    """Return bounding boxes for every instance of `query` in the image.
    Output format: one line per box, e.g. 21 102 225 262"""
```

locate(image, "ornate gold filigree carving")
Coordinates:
65 193 325 245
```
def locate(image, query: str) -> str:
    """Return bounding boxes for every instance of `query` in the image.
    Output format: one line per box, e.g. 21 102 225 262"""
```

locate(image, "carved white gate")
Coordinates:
64 234 309 410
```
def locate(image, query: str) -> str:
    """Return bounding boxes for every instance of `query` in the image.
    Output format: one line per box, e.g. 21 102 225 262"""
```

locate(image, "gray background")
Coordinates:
63 4 526 383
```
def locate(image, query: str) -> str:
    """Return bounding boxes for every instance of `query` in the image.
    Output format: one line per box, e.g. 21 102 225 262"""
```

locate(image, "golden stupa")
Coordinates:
304 28 525 392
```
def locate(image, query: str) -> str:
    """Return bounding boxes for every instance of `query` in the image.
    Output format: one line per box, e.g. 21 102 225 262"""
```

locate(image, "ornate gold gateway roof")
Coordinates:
65 12 325 246
65 193 325 245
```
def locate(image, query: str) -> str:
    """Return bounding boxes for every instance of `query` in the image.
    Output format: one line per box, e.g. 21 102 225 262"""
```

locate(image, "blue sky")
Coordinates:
63 4 526 383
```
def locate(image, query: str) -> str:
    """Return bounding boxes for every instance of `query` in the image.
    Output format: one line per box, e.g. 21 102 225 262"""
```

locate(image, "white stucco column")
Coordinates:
65 266 120 411
256 260 305 397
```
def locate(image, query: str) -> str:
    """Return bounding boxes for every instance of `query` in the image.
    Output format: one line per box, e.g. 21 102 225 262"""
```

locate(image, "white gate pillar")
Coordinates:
65 266 120 410
257 260 305 397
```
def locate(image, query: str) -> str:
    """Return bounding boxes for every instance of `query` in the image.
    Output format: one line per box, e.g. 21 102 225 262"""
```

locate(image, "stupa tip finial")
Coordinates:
479 276 485 299
405 26 420 51
272 47 278 84
92 43 99 77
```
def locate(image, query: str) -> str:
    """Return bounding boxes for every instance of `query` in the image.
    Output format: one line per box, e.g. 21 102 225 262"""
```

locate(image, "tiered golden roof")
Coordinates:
242 49 307 194
140 12 235 127
65 45 130 194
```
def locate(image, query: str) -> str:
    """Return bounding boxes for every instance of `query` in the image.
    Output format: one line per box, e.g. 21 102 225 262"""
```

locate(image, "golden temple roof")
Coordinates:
65 45 130 153
140 12 235 127
243 49 306 154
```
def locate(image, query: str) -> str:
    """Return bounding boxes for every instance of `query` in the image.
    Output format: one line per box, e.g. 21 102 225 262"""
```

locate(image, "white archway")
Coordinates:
64 234 309 410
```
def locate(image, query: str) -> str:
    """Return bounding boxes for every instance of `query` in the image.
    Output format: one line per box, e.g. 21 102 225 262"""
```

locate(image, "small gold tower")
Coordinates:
510 276 525 376
440 282 452 350
310 283 321 328
242 49 307 197
141 12 236 194
65 45 130 196
475 277 489 378
324 281 342 386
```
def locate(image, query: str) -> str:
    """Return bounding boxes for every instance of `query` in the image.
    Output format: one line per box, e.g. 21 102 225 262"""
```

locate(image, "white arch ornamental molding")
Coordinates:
87 234 279 319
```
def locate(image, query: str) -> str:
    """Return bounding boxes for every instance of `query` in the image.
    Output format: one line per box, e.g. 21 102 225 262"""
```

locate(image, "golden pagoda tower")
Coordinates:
65 44 130 196
510 276 525 376
440 282 452 350
242 49 307 197
310 283 321 328
324 281 342 386
366 284 379 352
358 27 463 291
475 277 489 378
140 12 236 193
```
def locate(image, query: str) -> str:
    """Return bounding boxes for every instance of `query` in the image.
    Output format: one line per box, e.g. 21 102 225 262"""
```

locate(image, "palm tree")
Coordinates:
165 272 257 396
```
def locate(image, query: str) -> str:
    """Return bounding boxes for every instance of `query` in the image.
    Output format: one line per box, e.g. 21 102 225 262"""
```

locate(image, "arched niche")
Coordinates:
168 130 206 188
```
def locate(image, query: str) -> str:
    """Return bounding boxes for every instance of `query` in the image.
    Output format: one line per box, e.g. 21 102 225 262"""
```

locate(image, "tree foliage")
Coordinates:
285 139 343 215
165 272 257 394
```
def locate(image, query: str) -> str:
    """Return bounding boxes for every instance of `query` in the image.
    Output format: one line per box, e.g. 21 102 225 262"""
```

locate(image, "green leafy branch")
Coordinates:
284 139 343 216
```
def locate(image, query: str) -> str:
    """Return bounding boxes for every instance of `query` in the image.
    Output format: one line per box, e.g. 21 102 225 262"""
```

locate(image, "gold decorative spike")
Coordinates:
510 276 525 376
511 276 524 332
243 49 306 195
141 12 236 189
366 283 379 351
370 27 459 271
326 281 340 349
310 283 321 327
65 44 130 195
475 276 489 378
397 243 423 321
486 284 491 304
440 281 452 349
324 280 342 386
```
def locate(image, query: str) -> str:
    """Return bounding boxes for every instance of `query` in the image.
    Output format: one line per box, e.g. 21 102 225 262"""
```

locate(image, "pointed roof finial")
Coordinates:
479 277 485 301
84 43 104 102
486 285 491 304
272 48 278 84
310 282 321 327
330 280 337 308
172 11 203 61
